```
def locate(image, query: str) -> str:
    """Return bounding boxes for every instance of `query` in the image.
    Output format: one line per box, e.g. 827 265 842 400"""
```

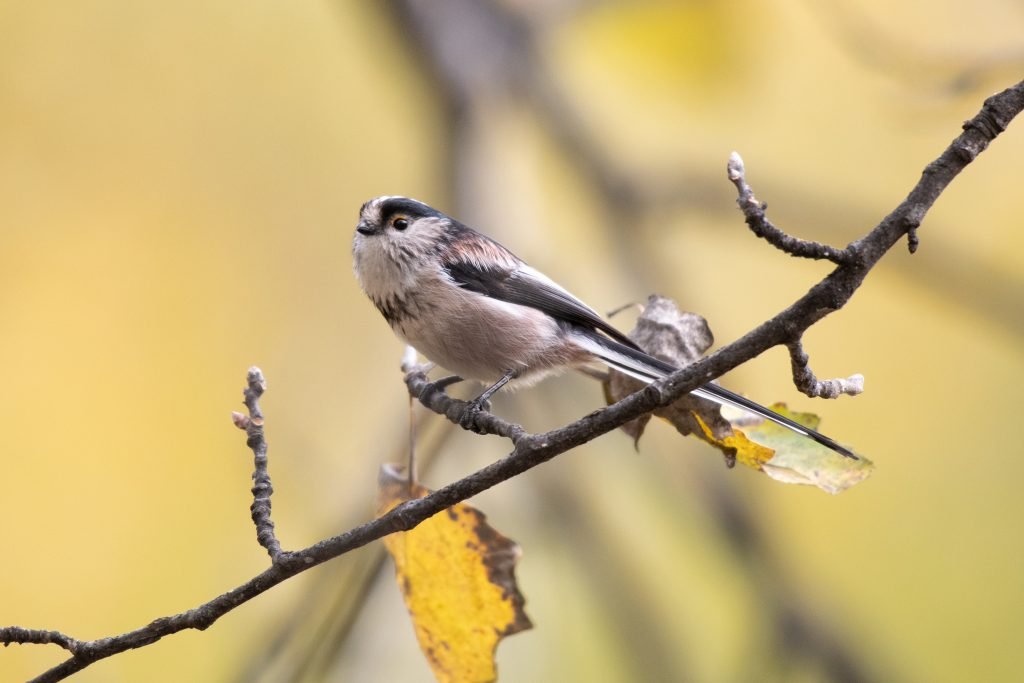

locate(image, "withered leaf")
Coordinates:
604 295 741 452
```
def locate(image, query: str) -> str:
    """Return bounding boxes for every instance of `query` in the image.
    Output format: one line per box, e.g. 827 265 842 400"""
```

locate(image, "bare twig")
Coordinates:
727 152 856 264
405 369 529 443
4 81 1022 682
0 628 80 653
239 367 283 561
787 340 864 399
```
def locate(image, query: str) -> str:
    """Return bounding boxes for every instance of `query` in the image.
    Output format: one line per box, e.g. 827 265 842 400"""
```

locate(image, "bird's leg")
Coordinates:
459 369 516 432
474 370 515 405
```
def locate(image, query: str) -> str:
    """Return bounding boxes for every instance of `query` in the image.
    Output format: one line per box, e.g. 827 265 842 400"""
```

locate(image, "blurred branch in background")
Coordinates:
538 467 877 683
807 0 1024 94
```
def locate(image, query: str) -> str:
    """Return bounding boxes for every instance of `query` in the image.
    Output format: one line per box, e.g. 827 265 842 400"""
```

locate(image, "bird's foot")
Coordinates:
456 369 513 433
458 397 492 433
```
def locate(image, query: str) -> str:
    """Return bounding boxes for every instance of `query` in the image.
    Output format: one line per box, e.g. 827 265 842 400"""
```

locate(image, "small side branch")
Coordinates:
787 340 864 398
403 365 529 444
727 153 855 265
232 367 283 561
906 225 920 253
0 627 80 653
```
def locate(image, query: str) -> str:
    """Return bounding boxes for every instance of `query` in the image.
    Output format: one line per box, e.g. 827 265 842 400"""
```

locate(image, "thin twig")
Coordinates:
787 340 865 399
405 369 529 443
727 152 855 264
0 628 80 653
239 367 283 561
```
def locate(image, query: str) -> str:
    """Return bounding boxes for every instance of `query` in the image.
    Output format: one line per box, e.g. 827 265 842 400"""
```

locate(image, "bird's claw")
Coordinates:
458 397 491 433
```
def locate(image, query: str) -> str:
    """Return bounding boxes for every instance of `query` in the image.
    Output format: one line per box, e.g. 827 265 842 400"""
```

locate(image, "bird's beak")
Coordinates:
356 221 376 236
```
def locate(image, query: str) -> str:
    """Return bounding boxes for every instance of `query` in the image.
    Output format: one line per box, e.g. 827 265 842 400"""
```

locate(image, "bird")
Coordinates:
352 195 855 459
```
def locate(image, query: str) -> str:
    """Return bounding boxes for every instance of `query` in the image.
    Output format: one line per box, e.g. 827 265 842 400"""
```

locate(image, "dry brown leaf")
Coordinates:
377 465 531 683
604 295 744 458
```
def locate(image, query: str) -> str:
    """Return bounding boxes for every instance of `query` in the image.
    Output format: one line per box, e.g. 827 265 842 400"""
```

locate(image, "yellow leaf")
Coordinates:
377 465 532 683
692 412 775 469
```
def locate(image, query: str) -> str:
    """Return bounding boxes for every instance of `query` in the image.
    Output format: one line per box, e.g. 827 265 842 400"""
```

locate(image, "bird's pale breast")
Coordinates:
393 277 580 384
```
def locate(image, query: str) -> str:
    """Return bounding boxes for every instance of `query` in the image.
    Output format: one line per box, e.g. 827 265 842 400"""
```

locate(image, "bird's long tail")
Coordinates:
572 331 857 459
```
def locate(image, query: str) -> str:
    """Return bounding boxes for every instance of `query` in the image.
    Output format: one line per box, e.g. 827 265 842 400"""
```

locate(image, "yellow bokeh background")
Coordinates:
2 1 1022 681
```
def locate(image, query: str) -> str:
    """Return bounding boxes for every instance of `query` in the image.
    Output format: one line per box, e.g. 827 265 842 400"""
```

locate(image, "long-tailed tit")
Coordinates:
352 196 855 458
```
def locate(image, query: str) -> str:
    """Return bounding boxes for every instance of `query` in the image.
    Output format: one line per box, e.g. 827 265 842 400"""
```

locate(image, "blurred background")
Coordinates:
2 1 1023 681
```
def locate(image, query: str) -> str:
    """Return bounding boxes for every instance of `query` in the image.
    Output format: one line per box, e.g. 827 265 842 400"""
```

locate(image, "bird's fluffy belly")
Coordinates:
394 285 580 383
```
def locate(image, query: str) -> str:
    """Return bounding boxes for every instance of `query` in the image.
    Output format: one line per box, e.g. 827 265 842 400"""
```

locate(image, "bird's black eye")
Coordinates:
392 217 409 231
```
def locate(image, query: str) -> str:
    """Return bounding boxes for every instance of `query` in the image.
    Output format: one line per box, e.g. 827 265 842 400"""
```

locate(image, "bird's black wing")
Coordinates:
440 238 639 349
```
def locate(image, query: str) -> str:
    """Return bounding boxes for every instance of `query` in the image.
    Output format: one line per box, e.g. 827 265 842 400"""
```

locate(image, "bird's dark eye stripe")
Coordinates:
393 217 409 230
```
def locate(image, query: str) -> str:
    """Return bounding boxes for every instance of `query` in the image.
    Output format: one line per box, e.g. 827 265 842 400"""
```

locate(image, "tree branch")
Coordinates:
3 80 1022 682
